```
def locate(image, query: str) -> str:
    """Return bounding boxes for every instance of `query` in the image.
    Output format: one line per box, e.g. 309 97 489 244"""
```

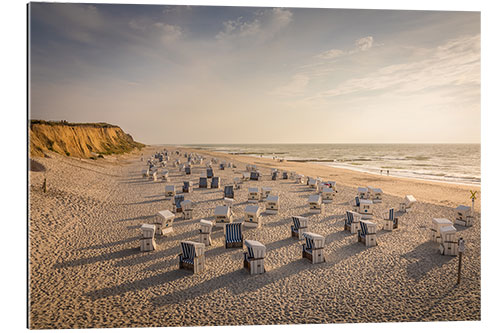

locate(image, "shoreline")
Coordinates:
163 145 481 211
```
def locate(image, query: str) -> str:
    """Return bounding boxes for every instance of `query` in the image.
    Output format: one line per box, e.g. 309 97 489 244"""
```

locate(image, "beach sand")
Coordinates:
28 146 481 328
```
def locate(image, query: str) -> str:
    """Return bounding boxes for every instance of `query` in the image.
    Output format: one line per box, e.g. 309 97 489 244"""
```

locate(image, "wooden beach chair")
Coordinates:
308 194 324 214
248 187 260 203
382 208 399 231
359 199 373 217
224 185 235 199
368 186 383 203
439 225 458 256
182 181 192 193
455 205 473 227
172 194 184 213
265 195 279 215
181 199 193 220
431 218 453 243
199 219 213 246
139 224 156 252
206 167 214 178
154 210 174 236
243 240 266 274
302 232 325 264
357 221 377 247
185 166 191 175
399 195 417 212
321 187 334 203
244 205 261 228
178 241 206 274
260 187 272 201
250 171 261 181
210 176 220 189
344 210 362 234
225 222 243 248
165 185 175 199
199 177 208 188
214 205 233 225
291 215 308 240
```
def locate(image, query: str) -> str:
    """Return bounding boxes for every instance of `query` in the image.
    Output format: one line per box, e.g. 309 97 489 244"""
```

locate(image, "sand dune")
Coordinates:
28 147 480 329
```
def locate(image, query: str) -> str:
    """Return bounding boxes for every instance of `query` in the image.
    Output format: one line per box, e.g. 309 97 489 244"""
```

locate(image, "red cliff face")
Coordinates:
29 121 145 158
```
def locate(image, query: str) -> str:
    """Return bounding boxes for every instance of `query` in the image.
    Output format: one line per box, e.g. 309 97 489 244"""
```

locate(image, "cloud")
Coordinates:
314 34 480 98
271 74 309 96
216 8 292 41
354 36 373 51
316 49 345 60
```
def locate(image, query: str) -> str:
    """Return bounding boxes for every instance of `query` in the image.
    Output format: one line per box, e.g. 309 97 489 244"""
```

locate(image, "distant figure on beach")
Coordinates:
387 170 389 176
380 170 383 175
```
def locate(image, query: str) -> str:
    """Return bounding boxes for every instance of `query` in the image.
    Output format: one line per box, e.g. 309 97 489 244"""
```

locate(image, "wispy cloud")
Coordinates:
314 34 479 98
216 8 292 42
271 74 310 96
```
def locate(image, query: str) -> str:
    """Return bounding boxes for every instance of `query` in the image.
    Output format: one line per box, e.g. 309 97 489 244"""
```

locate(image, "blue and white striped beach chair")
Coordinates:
344 211 354 230
183 181 192 193
225 222 243 248
206 168 214 178
173 194 184 213
243 240 266 274
199 177 208 188
185 166 191 175
282 171 288 180
383 208 399 230
302 232 325 264
224 185 234 199
358 221 377 246
291 216 308 239
250 171 260 181
271 170 278 180
211 176 220 189
178 241 206 273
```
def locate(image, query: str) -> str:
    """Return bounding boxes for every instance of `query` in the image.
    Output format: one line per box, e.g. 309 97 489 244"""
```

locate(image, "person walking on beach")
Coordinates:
380 169 383 175
387 170 389 176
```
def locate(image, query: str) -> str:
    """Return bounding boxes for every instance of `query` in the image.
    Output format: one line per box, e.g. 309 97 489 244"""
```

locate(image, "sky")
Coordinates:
29 2 480 144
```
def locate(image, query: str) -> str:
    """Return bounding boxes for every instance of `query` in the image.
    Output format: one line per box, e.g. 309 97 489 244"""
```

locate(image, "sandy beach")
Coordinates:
28 146 481 328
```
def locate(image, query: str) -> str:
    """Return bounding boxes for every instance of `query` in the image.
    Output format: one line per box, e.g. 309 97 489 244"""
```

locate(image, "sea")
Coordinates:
182 144 481 186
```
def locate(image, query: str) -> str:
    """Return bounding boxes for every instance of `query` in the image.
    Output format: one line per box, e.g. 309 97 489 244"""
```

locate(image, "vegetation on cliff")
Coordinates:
30 120 145 158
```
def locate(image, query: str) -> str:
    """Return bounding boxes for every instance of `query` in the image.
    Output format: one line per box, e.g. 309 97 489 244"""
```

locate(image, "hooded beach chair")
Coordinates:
139 224 156 252
178 241 206 274
250 171 260 181
368 186 383 202
431 218 453 243
358 221 377 247
455 205 473 227
242 172 251 181
243 240 266 274
351 196 361 212
199 177 208 188
199 219 213 246
291 215 308 240
172 194 184 213
383 208 398 231
308 194 324 214
358 187 369 199
214 205 233 225
211 176 220 189
439 225 458 256
344 210 362 234
302 232 326 264
206 167 214 178
225 222 243 248
185 166 191 175
180 199 193 220
183 181 192 193
142 169 149 178
260 187 272 201
155 210 174 236
265 195 279 214
224 197 235 208
165 185 176 199
244 205 261 228
282 171 288 180
399 195 417 212
321 187 334 203
271 170 278 180
162 170 169 181
224 185 235 199
248 187 260 203
359 199 373 217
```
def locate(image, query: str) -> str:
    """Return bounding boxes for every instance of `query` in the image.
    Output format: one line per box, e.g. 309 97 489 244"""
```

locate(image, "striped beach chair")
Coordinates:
182 181 192 193
243 240 266 274
282 171 288 180
291 215 308 239
199 177 208 188
358 221 377 247
224 185 234 199
173 194 184 213
211 176 220 189
185 166 191 175
178 241 206 274
351 196 360 212
225 222 243 248
383 208 399 230
206 168 214 178
302 232 325 264
250 171 260 181
271 170 278 180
